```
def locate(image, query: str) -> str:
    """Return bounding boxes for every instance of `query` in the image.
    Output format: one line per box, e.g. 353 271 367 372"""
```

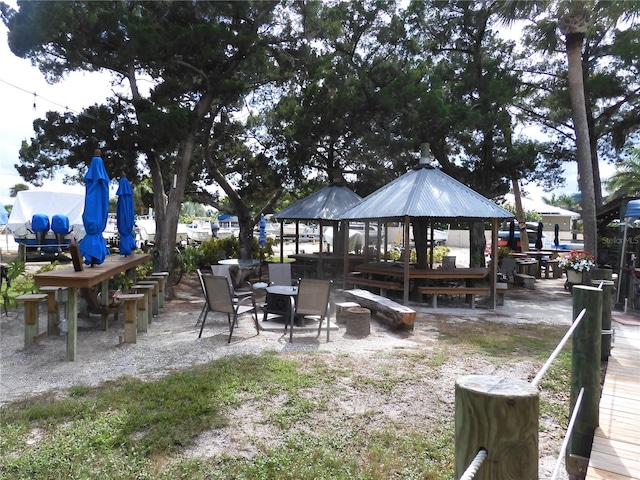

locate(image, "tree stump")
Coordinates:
344 307 371 337
335 302 361 324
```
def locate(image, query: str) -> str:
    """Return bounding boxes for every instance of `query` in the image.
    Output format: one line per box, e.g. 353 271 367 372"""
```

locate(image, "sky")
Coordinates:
0 6 612 210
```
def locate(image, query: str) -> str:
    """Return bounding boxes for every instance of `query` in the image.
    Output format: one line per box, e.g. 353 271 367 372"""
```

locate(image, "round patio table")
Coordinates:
264 285 298 325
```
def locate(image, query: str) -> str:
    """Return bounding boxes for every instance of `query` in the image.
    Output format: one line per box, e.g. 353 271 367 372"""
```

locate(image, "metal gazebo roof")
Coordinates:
339 164 513 221
273 183 362 221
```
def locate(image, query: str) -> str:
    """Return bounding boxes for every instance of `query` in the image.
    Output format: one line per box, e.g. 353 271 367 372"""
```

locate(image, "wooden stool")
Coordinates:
38 286 68 336
137 280 159 317
144 275 166 309
117 293 144 343
150 271 169 307
16 294 48 347
132 284 154 330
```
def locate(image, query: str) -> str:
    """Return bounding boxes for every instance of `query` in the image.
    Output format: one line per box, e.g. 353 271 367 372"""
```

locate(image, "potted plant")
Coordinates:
558 250 595 284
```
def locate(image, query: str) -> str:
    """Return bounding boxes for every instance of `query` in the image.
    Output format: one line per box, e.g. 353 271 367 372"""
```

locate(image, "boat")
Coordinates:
135 210 189 250
185 218 213 244
103 213 119 247
7 190 86 257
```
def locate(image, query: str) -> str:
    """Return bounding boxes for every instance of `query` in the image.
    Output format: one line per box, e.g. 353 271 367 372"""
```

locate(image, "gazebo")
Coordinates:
272 182 362 262
339 155 514 306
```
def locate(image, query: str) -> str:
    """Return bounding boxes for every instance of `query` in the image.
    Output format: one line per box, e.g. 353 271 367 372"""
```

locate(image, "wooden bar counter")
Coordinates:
34 253 150 361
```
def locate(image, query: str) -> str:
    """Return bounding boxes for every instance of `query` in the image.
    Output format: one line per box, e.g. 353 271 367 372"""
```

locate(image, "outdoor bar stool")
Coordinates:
132 284 154 331
16 294 47 347
144 275 165 309
38 286 68 336
150 271 169 307
137 280 160 317
117 293 145 343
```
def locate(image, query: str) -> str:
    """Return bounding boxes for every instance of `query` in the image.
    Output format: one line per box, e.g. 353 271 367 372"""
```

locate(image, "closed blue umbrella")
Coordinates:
535 221 543 250
258 214 267 247
116 176 137 256
79 149 110 266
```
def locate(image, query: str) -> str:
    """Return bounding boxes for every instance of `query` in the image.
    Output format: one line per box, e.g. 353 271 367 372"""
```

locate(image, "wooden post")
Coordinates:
455 375 539 479
16 294 48 347
118 293 144 343
38 286 67 336
67 288 78 361
567 285 602 474
591 279 613 361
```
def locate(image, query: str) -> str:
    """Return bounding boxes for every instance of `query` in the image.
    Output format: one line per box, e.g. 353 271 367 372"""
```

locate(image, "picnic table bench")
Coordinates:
343 289 416 330
418 283 508 308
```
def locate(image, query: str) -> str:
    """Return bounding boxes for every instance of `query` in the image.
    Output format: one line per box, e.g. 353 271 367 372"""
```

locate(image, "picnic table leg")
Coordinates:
101 279 110 330
67 288 78 361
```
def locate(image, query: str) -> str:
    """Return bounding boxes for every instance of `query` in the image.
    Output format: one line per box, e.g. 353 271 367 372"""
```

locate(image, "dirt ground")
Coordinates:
0 269 576 477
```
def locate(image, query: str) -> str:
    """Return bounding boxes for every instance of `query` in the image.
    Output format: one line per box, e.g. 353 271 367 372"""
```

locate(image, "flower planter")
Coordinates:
566 269 583 285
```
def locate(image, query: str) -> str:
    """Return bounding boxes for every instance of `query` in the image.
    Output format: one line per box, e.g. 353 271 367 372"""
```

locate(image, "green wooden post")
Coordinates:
591 279 613 361
455 375 539 479
67 288 78 361
567 285 602 474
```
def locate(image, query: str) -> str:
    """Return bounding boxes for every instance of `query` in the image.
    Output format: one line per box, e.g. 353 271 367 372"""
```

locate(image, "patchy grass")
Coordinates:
0 321 571 479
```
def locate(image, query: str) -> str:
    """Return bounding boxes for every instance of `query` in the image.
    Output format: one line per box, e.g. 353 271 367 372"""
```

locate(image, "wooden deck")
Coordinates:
586 324 640 480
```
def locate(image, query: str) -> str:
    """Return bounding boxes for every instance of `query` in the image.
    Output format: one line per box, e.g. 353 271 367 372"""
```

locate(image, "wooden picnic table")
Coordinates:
352 262 493 307
289 253 366 279
354 262 489 281
34 253 150 361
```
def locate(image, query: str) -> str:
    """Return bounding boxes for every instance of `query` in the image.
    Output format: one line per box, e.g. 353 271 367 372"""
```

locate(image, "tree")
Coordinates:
604 150 640 199
559 2 598 255
399 1 561 263
9 183 29 197
3 1 291 288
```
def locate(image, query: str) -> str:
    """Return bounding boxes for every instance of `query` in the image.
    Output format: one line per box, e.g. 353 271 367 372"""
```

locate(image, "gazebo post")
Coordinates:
403 216 410 305
279 221 284 263
490 218 499 309
342 220 349 289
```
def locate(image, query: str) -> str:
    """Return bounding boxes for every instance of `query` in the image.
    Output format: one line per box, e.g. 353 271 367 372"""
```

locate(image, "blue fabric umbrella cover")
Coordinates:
116 176 137 256
258 214 267 247
80 149 110 265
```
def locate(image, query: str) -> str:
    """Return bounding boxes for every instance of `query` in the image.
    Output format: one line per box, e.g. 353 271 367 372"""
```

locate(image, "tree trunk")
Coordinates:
566 31 597 256
153 131 196 297
470 221 486 267
413 218 428 269
512 177 529 253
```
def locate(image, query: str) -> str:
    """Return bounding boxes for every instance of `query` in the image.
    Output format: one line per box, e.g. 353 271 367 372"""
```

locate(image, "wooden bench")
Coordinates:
346 274 401 296
419 284 508 308
514 273 535 289
418 286 490 309
343 289 416 330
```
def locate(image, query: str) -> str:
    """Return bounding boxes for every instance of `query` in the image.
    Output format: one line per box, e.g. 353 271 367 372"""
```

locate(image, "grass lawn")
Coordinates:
0 321 571 479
